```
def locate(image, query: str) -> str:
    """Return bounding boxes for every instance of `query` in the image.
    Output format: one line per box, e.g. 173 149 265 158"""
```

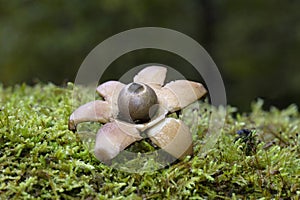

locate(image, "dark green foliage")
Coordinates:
1 1 300 110
0 83 299 199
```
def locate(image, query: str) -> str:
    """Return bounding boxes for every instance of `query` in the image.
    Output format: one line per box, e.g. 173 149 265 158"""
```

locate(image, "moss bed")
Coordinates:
0 83 299 199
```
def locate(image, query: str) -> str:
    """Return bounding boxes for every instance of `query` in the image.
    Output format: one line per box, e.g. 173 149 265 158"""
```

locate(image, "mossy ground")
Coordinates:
0 83 299 199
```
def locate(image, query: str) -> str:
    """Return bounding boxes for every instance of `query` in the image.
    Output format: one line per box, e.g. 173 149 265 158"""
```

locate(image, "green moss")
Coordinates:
0 83 299 199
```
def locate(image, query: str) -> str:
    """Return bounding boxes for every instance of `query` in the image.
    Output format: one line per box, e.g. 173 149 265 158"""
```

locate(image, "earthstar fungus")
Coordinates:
69 66 207 164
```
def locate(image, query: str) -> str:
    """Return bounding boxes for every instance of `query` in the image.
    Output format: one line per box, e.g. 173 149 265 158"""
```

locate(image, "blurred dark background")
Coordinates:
0 0 299 111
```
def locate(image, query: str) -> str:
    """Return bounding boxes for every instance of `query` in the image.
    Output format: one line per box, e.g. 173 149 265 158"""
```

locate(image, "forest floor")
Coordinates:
0 83 299 199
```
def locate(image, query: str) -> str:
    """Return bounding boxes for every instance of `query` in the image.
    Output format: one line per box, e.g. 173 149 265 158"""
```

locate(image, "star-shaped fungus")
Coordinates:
69 66 207 164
